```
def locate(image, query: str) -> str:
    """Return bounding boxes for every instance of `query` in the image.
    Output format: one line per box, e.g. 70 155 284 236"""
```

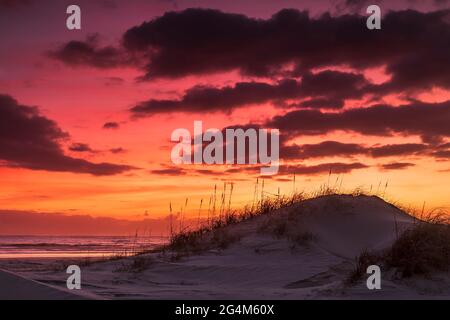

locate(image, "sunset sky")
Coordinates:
0 0 449 231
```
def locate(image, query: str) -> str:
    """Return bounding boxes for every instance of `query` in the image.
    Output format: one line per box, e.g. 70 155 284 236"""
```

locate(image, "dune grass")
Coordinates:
167 190 307 254
114 256 153 273
349 217 450 283
385 222 450 277
347 250 382 284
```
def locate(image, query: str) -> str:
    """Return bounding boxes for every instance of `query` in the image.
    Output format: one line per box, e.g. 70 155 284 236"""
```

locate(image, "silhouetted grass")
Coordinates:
114 256 152 273
385 222 450 277
347 250 382 284
348 219 450 283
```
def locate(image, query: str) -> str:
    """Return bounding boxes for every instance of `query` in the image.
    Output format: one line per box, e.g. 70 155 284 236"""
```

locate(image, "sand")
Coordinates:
2 195 450 300
0 268 85 300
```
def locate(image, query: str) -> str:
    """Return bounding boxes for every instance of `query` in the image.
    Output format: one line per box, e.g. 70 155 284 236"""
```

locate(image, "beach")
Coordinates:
0 268 85 300
2 195 449 300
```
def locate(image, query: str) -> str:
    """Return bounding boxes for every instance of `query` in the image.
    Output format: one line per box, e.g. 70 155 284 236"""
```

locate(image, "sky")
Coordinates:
0 0 449 234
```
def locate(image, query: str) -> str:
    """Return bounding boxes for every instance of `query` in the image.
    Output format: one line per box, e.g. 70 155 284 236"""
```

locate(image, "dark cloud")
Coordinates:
0 209 175 236
150 167 186 175
131 70 370 116
170 124 260 165
52 8 450 96
131 79 300 115
150 165 228 177
110 147 127 154
267 101 450 139
69 143 96 153
278 162 369 175
103 121 120 129
233 162 369 176
281 141 365 159
375 47 450 94
421 134 444 145
379 162 416 170
50 34 130 69
121 8 450 91
294 97 345 110
149 162 367 177
432 150 450 159
369 143 428 157
280 141 431 160
46 7 450 169
438 142 450 149
48 7 450 133
299 70 369 101
175 118 446 165
0 94 135 175
70 143 128 155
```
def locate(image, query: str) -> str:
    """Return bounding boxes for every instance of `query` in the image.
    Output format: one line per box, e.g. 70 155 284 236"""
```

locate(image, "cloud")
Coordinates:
280 140 444 162
150 167 186 175
150 165 224 177
109 147 127 154
279 162 369 175
0 210 174 236
131 70 370 116
50 34 130 69
0 94 135 175
267 100 450 139
281 141 366 159
421 134 445 145
121 8 450 90
375 47 450 94
369 143 428 157
69 143 96 153
149 161 368 177
131 79 301 116
294 97 345 110
51 8 450 97
103 121 120 129
379 162 416 170
432 150 450 159
297 70 369 102
47 7 450 137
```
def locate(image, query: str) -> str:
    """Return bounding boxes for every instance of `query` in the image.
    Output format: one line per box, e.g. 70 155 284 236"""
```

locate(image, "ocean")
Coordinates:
0 235 169 259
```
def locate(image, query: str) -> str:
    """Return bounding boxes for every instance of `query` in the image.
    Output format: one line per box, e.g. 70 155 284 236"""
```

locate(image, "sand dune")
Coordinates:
3 195 450 299
0 268 85 300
